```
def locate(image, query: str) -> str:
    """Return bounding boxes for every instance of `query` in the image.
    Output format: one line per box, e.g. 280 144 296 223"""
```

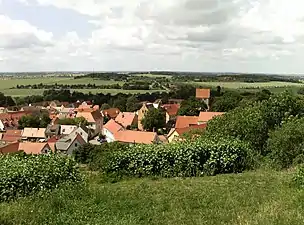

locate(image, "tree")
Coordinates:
141 108 166 132
126 96 141 112
101 103 111 110
113 97 127 111
18 115 40 129
178 97 208 116
40 113 51 128
211 91 242 112
57 117 88 126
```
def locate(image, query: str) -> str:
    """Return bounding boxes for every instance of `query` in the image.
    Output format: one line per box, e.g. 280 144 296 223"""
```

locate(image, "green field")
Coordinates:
188 81 304 89
131 73 172 78
1 169 303 225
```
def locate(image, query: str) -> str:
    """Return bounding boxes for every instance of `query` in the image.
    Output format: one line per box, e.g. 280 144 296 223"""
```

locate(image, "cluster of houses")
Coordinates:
0 89 224 155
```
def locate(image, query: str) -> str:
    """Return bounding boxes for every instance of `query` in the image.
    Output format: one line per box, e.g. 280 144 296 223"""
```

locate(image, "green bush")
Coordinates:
293 165 304 188
102 137 251 178
267 117 304 169
0 154 81 202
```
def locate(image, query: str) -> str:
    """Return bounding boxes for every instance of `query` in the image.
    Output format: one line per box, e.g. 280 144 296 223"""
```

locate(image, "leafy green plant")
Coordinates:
0 154 81 202
292 165 304 188
102 137 251 178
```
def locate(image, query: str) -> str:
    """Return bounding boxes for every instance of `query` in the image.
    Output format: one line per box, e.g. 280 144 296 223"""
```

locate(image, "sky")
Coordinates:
0 0 304 73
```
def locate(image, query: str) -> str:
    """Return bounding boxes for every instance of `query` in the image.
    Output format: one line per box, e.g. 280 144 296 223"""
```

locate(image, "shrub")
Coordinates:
267 117 304 169
0 154 81 202
293 165 304 188
102 137 251 178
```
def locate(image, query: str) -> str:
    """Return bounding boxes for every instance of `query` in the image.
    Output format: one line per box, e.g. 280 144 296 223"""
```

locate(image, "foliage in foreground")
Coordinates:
0 154 81 202
102 137 251 177
267 117 304 169
293 165 304 188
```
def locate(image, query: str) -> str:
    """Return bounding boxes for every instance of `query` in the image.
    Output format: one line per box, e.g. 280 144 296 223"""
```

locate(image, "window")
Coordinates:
80 132 83 135
75 143 78 147
62 129 66 132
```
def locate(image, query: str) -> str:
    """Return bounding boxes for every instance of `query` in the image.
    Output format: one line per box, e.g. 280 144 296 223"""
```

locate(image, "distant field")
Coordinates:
188 81 304 89
2 88 166 97
131 73 172 78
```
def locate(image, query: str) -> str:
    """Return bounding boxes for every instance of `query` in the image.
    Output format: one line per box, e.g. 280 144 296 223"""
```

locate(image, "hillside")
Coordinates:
1 169 304 225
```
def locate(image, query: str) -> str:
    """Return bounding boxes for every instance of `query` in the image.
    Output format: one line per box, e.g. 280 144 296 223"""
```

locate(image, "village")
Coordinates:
0 88 224 155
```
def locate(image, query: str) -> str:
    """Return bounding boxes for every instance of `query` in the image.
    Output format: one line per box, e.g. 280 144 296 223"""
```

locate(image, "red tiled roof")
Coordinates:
115 112 137 128
196 89 211 99
104 119 124 134
76 111 103 123
102 108 121 119
0 142 19 154
175 116 198 129
175 124 207 135
162 104 180 116
115 130 157 144
2 130 22 142
18 143 51 154
198 112 225 123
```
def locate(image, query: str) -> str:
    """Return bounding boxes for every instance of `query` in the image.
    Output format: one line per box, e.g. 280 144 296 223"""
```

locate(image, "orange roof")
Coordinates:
18 143 51 154
102 108 121 119
175 124 207 135
115 112 137 128
2 130 22 142
115 130 157 144
175 116 198 129
76 111 102 123
198 112 224 123
104 119 124 134
196 88 210 99
162 104 180 116
0 142 19 154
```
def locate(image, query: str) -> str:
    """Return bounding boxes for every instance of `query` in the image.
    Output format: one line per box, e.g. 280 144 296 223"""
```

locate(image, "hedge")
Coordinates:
0 154 81 202
102 137 251 177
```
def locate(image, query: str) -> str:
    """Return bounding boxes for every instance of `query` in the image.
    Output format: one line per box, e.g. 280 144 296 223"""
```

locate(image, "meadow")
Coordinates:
1 169 303 225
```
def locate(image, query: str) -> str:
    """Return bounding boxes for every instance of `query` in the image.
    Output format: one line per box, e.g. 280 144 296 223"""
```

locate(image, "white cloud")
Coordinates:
4 0 304 73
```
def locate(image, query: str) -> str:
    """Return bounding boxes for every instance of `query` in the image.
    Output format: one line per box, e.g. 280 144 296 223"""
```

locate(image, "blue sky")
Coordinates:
0 0 304 73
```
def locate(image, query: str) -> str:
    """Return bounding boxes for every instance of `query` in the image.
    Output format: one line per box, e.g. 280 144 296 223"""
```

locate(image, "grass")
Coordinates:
1 169 304 225
188 81 304 89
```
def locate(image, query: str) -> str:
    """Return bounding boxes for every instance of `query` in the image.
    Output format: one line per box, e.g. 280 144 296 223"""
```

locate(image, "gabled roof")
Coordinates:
76 111 102 123
55 133 86 151
0 142 19 154
60 125 78 135
115 112 137 128
198 112 225 123
175 116 198 129
196 88 211 99
18 142 51 154
1 130 22 142
162 104 180 116
101 108 121 119
22 128 46 139
45 124 60 135
115 130 158 144
175 124 207 135
104 119 124 134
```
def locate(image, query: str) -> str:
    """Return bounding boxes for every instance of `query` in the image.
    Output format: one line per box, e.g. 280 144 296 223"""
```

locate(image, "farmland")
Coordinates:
1 169 304 225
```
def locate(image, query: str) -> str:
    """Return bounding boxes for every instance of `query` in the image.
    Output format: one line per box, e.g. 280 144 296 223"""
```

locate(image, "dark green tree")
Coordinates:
141 108 166 132
178 97 208 116
126 96 141 112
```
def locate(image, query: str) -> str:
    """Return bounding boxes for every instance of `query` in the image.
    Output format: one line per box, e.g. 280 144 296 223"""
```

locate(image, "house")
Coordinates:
69 125 90 142
115 130 160 144
115 112 138 129
137 103 158 130
103 119 124 142
0 111 32 130
0 142 52 155
196 88 211 106
76 111 103 134
161 104 180 124
0 107 8 113
18 142 52 155
0 120 5 131
0 142 19 154
197 112 225 124
167 124 207 143
60 125 78 136
175 116 199 129
22 128 46 141
101 108 121 120
55 133 86 155
45 124 60 138
158 135 168 144
1 130 22 143
47 136 58 152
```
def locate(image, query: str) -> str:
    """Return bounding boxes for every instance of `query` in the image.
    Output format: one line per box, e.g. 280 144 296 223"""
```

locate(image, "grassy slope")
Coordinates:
1 170 304 225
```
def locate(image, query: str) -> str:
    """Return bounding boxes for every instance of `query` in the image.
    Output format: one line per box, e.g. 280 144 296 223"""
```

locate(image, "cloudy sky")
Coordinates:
0 0 304 73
